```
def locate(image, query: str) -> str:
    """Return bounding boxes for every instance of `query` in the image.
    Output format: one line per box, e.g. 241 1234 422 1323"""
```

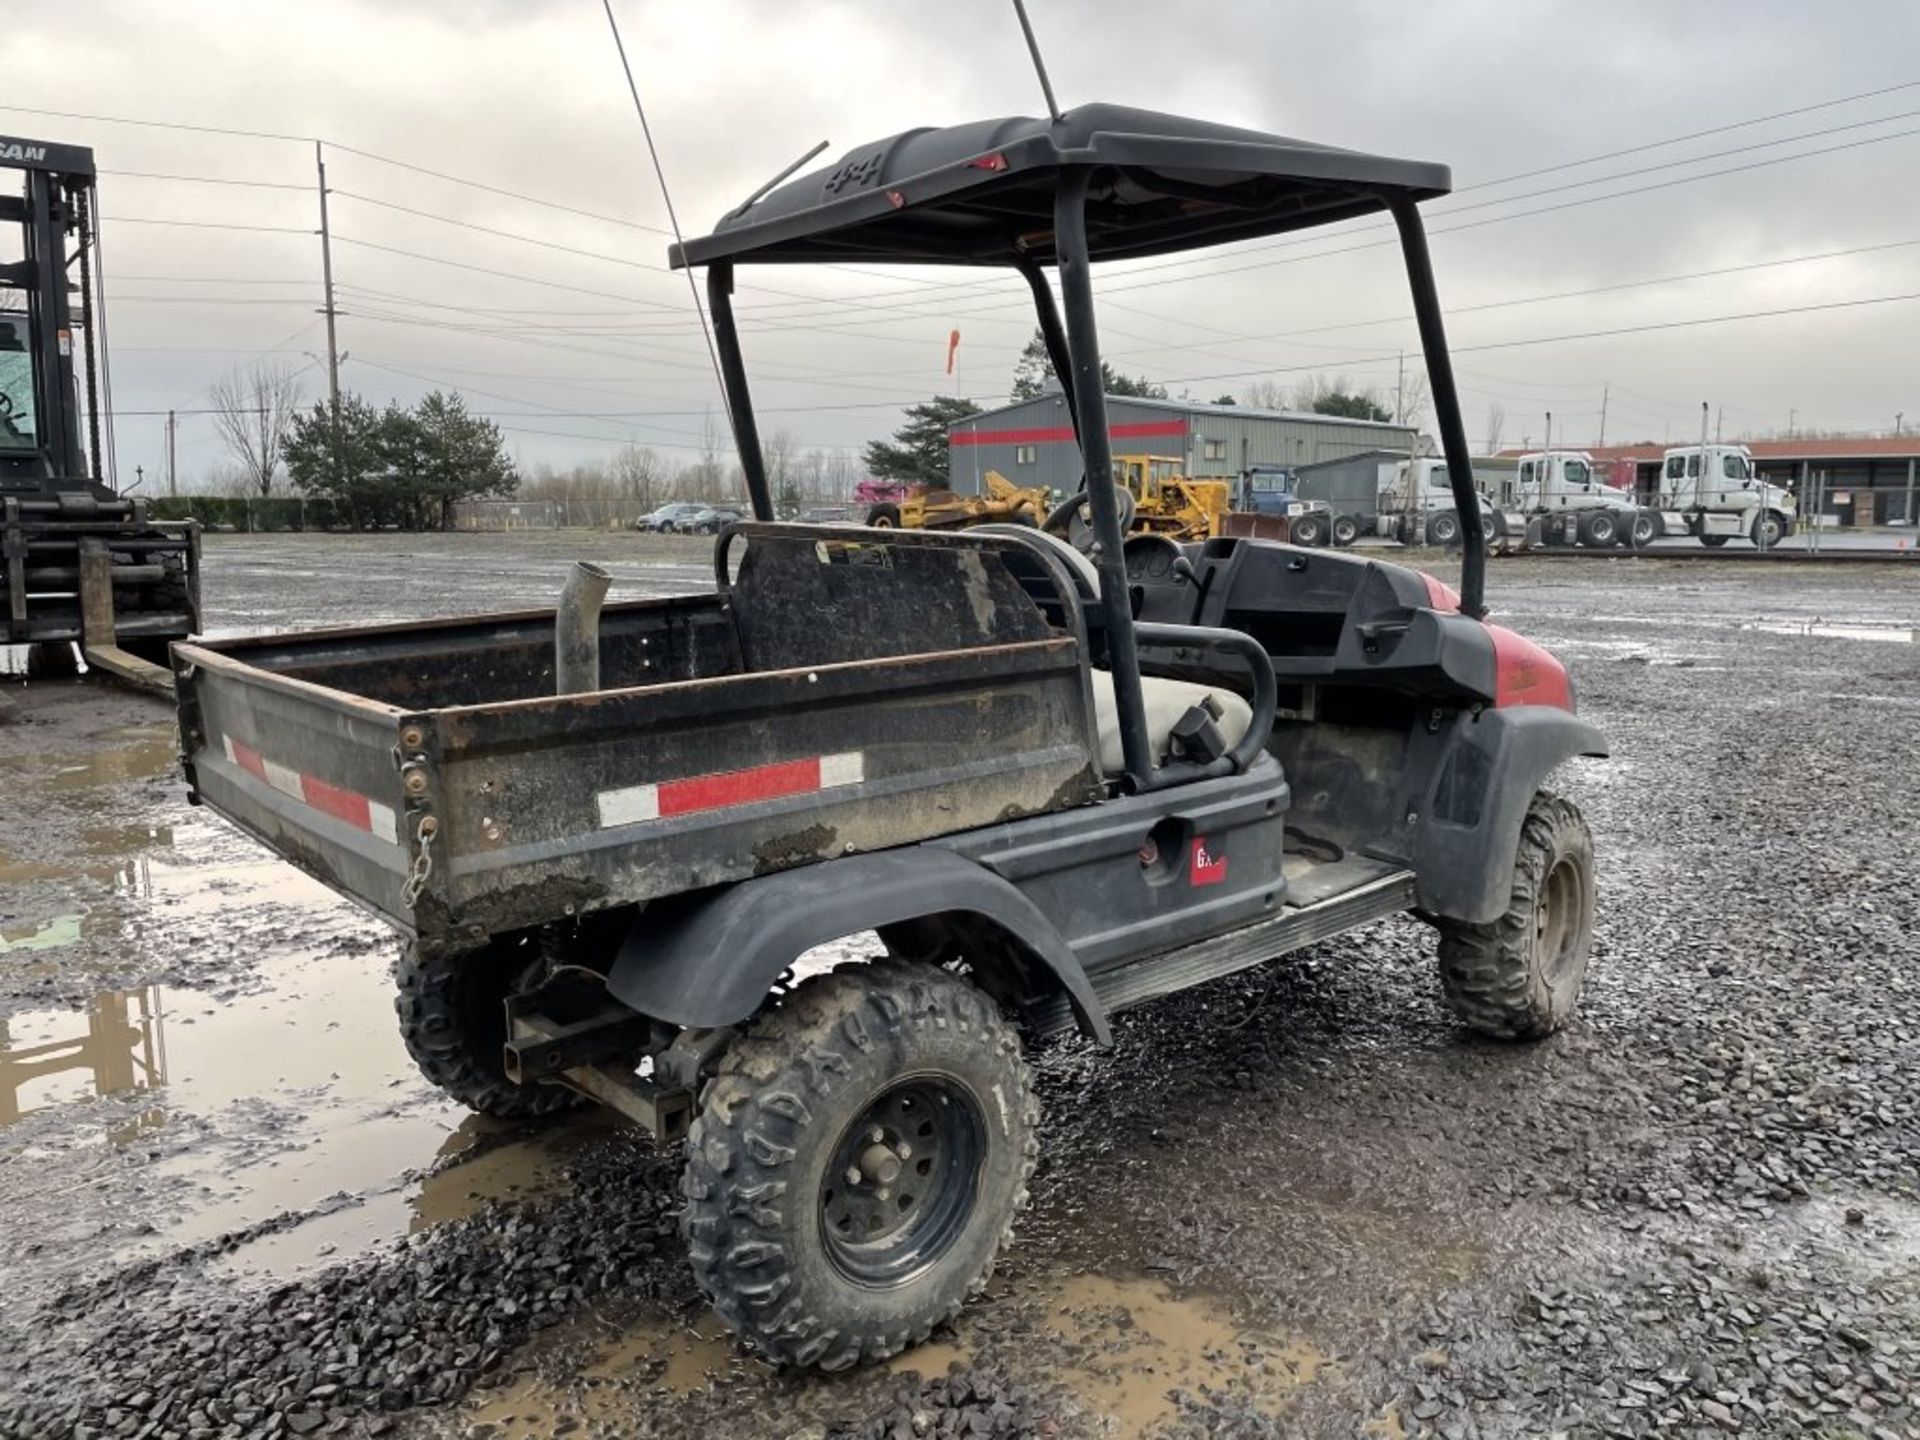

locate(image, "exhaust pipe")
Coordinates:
555 561 611 695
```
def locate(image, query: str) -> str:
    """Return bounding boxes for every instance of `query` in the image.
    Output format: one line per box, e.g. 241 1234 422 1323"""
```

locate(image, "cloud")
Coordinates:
8 0 1918 481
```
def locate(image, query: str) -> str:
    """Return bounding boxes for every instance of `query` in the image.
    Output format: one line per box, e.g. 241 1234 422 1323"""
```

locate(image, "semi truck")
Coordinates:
1650 444 1795 548
1499 450 1653 548
1378 456 1509 547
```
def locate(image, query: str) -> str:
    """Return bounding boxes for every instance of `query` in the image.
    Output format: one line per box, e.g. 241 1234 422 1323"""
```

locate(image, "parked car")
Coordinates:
680 505 744 534
635 502 708 533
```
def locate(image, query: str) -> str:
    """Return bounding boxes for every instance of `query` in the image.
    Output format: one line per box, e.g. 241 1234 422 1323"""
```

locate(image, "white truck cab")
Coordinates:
1656 445 1795 548
1505 450 1648 547
1380 458 1503 547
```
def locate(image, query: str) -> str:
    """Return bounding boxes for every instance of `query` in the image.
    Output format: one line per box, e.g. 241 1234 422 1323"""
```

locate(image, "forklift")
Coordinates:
2 135 198 690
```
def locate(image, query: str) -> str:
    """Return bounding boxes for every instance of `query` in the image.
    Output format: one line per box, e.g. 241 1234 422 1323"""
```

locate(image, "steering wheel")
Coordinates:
1043 484 1136 557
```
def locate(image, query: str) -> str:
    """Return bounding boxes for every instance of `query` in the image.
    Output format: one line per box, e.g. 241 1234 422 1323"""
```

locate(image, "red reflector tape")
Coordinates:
598 752 865 829
220 735 399 842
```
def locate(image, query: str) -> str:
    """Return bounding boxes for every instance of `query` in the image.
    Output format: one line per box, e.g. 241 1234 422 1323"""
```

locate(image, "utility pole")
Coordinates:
1597 383 1609 449
1715 406 1723 444
1896 411 1905 437
314 142 341 417
1788 407 1796 439
166 409 177 498
1394 350 1405 424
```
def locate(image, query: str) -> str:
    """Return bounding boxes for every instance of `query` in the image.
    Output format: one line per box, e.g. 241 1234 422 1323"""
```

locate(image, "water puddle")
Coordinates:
1740 620 1915 645
453 1269 1324 1439
0 950 607 1279
459 1313 745 1437
0 727 178 791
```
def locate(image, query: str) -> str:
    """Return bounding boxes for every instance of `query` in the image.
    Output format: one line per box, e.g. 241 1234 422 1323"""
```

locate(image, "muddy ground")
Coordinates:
2 531 1918 1440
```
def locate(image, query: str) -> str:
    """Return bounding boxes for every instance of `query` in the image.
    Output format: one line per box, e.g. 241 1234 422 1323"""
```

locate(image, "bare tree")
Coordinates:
208 363 301 497
1240 378 1287 410
1484 401 1507 455
610 445 664 509
1394 372 1430 428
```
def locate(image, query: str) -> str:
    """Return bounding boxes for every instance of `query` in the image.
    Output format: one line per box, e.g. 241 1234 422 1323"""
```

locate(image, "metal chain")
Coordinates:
400 820 436 908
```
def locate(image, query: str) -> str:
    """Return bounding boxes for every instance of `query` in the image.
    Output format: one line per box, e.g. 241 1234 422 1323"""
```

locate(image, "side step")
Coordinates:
1031 869 1419 1033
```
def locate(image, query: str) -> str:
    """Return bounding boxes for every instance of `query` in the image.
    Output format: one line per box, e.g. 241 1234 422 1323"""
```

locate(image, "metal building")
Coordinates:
946 387 1420 496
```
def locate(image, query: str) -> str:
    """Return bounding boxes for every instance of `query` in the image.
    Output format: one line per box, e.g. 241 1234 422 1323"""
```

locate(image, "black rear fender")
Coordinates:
1415 705 1608 924
607 848 1112 1044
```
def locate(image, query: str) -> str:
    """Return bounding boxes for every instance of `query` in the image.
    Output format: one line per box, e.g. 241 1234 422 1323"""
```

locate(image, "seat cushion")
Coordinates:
1088 669 1253 774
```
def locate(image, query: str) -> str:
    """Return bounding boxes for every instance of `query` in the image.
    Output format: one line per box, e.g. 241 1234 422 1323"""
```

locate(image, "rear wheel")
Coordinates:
866 503 901 528
683 962 1037 1370
1700 533 1731 548
1433 792 1595 1040
394 936 581 1118
1428 510 1461 547
1331 514 1360 547
1577 510 1619 547
1628 510 1660 547
1290 512 1327 547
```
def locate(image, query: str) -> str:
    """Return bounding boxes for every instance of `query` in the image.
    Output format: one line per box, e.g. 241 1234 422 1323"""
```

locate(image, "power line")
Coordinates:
104 215 313 235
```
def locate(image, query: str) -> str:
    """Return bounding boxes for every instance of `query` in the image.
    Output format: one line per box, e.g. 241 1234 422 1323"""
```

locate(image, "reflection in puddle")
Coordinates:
0 912 87 953
0 986 167 1127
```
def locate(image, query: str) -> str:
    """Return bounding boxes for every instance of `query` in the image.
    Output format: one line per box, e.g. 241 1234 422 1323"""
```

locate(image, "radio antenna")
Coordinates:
1011 0 1064 123
600 0 734 446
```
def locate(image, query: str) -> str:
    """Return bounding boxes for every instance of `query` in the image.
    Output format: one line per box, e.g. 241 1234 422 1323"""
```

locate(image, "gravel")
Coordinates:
2 549 1917 1439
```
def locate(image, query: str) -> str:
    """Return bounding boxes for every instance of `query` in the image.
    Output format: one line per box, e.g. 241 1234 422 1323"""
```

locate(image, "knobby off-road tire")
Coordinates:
683 961 1038 1371
1434 791 1595 1040
866 503 901 528
394 936 580 1119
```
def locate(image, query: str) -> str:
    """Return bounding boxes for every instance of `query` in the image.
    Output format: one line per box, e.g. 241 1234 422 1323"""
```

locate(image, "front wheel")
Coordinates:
1432 792 1595 1040
1751 510 1787 548
683 962 1037 1371
865 502 901 528
1700 533 1731 548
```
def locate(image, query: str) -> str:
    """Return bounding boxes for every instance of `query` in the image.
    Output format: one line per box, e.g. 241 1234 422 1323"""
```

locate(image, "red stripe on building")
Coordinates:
230 739 268 782
950 419 1188 448
656 755 823 818
300 772 374 830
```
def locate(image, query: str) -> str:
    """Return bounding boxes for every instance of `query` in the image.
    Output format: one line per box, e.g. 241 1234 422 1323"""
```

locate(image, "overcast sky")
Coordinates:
8 0 1920 487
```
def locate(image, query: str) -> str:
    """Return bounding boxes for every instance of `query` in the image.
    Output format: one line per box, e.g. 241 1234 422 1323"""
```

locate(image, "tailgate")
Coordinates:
174 642 413 926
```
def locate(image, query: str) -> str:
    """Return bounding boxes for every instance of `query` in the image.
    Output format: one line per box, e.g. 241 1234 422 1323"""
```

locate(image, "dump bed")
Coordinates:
173 526 1103 945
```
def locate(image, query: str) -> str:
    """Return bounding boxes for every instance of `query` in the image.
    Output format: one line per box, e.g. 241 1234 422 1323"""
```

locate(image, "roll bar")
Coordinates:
698 171 1482 789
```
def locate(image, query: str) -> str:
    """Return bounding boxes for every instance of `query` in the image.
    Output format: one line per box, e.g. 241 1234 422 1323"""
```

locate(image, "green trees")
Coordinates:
285 390 517 530
863 396 982 485
1009 328 1167 402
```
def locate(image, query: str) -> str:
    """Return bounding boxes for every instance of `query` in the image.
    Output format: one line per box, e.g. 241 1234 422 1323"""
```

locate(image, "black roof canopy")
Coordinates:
672 103 1450 270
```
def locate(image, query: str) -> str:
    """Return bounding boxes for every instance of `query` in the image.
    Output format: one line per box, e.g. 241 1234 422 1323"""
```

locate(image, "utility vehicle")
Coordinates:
171 103 1606 1372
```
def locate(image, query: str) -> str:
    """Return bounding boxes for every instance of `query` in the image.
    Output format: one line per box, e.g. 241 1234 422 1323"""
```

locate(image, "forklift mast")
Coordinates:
1 135 200 679
0 135 106 497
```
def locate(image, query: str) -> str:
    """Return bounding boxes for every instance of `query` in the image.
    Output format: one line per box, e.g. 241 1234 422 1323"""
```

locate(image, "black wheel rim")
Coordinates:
819 1076 985 1289
1536 854 1585 990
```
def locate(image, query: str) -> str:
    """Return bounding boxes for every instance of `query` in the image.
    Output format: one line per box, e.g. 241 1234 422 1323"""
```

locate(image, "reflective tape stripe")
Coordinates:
218 733 398 843
597 750 865 830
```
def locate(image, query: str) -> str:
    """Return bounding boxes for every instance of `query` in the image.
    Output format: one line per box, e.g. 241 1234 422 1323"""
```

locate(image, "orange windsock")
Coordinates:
945 328 961 375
